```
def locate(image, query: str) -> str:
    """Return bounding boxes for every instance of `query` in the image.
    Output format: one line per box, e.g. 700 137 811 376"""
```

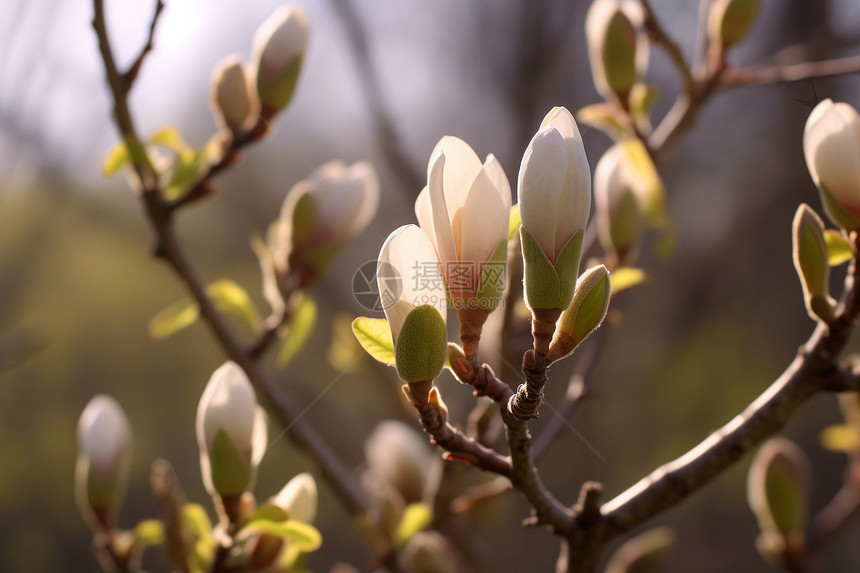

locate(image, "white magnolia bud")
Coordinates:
76 395 132 525
273 472 318 524
586 0 648 100
252 5 310 116
196 361 267 497
211 55 257 132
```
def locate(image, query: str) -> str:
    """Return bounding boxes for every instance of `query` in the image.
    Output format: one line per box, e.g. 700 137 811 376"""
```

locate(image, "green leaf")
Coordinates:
103 141 131 177
352 317 396 365
824 229 853 266
207 280 262 333
245 504 290 525
210 428 252 496
133 519 165 547
620 139 665 227
150 126 187 152
395 305 448 383
820 424 858 452
148 299 199 339
165 149 205 201
277 295 317 366
241 519 322 552
819 183 860 231
551 230 585 310
611 267 646 294
508 204 521 240
394 503 432 548
520 227 561 309
182 504 213 539
576 103 627 140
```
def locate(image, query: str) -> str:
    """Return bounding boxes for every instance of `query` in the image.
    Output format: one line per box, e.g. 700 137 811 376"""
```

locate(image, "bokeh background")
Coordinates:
3 0 860 571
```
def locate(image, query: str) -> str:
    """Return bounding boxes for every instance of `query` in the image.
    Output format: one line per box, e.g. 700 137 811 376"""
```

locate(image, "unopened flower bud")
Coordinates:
791 204 834 323
546 265 612 364
586 0 648 101
747 438 811 536
76 395 132 528
273 472 318 524
196 362 267 497
803 99 860 230
708 0 760 50
595 143 643 259
399 531 456 573
365 421 432 504
252 5 309 117
211 55 257 133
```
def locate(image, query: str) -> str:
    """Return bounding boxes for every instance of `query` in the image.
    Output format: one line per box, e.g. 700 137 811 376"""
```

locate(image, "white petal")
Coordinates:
253 5 309 81
251 406 268 466
518 126 568 259
344 161 380 237
196 361 258 458
274 472 318 523
804 99 860 206
460 165 510 266
432 136 483 225
427 151 458 265
482 154 513 209
378 225 446 342
78 395 131 472
414 186 438 253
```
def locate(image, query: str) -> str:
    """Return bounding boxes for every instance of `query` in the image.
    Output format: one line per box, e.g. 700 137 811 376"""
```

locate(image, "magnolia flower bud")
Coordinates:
595 143 643 258
518 107 591 352
211 55 257 133
378 225 448 384
277 160 380 286
252 5 309 117
76 395 132 527
196 361 267 497
546 265 612 364
415 136 512 357
803 99 860 230
747 438 811 536
273 472 318 524
399 531 456 573
791 204 834 323
708 0 760 50
585 0 648 101
365 421 433 504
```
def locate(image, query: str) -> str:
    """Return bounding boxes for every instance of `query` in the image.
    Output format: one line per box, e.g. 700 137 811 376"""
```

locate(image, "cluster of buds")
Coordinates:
210 5 310 135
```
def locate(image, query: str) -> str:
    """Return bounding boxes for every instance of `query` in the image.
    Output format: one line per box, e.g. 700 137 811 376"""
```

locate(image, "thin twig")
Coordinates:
720 52 860 87
124 0 164 84
639 0 694 94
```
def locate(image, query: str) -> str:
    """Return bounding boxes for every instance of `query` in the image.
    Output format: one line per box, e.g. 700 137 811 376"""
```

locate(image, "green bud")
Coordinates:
747 438 811 536
586 0 647 100
708 0 760 49
521 227 584 311
791 204 834 323
394 305 448 383
546 265 612 364
210 428 253 497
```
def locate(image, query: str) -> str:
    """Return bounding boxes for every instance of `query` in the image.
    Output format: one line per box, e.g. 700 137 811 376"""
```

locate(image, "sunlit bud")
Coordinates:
708 0 760 50
546 265 612 364
804 99 860 230
252 5 309 117
519 107 591 352
605 527 675 573
446 342 474 384
399 531 456 573
586 0 648 101
595 143 643 259
747 438 811 536
196 362 268 497
377 225 448 384
273 472 318 524
211 55 257 133
791 204 834 323
277 161 379 287
415 137 512 357
365 421 433 504
76 395 132 528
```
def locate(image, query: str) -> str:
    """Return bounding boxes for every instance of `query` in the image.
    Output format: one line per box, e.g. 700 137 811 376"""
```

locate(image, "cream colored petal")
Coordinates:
461 166 510 266
196 361 258 456
482 154 513 208
428 151 458 265
378 225 446 342
251 406 268 466
414 186 438 253
545 107 592 248
805 99 860 204
344 161 380 237
431 136 483 222
78 395 131 471
518 126 568 259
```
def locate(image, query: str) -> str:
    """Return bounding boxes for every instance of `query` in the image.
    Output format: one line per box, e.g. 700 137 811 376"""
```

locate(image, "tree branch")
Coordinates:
719 52 860 87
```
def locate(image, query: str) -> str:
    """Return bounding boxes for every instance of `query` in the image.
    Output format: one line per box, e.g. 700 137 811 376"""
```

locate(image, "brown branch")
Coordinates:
92 0 373 536
810 465 860 554
599 254 860 538
124 0 164 84
639 0 694 94
719 52 860 87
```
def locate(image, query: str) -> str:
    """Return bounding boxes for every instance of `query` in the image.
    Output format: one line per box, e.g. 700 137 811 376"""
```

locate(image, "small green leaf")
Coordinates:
150 126 187 152
611 267 646 294
820 424 858 452
395 305 448 383
207 280 262 333
245 504 290 525
183 504 214 573
133 519 165 547
165 149 205 201
210 428 252 496
182 504 213 539
824 229 853 266
103 141 131 177
241 519 322 552
149 299 199 339
352 317 395 365
508 204 522 240
576 103 627 140
620 139 665 227
277 295 317 366
394 503 432 548
520 226 561 310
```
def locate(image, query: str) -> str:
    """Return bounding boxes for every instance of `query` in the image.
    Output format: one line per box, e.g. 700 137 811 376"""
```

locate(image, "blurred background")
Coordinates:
3 0 860 571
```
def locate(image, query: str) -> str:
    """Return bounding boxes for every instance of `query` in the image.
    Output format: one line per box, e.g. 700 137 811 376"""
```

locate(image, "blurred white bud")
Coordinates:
585 0 648 101
365 421 433 504
196 361 267 497
252 5 309 116
708 0 760 50
273 472 318 524
211 55 257 132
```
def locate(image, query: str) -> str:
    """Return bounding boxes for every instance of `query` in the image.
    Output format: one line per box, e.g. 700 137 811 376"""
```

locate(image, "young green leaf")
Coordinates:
824 229 853 266
277 295 317 366
352 317 396 365
103 141 131 177
245 503 290 525
164 149 205 201
150 126 187 153
148 299 199 339
133 519 165 547
207 280 262 333
394 503 432 548
241 519 322 552
820 424 858 452
611 267 646 294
